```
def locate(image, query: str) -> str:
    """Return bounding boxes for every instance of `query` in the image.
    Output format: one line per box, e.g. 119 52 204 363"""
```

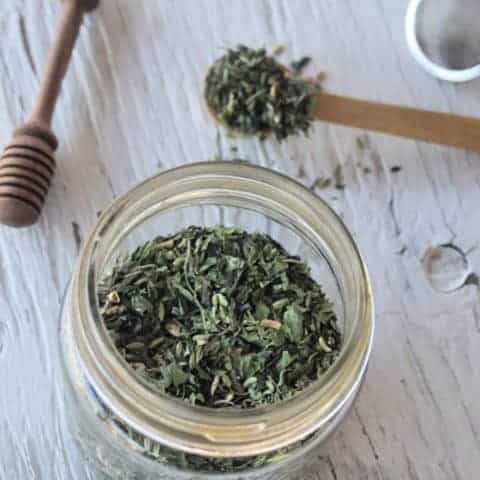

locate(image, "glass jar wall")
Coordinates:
59 162 374 480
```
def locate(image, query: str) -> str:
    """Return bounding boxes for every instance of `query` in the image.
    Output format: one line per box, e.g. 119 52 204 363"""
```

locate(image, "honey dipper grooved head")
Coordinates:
0 129 57 227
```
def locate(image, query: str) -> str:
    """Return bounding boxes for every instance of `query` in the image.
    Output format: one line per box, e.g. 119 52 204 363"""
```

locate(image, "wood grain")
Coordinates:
0 1 479 479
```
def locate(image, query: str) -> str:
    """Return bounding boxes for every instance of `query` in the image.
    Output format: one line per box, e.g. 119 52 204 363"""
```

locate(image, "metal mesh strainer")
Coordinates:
406 0 480 82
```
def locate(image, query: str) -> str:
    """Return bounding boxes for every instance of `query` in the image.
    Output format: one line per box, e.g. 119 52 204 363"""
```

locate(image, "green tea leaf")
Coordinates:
99 226 341 411
282 305 304 343
277 351 295 370
171 365 189 387
131 295 153 315
254 302 270 321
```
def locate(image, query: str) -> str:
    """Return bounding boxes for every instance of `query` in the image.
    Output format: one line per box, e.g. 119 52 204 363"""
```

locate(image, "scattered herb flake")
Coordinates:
290 56 312 75
272 45 286 56
311 176 332 190
333 165 345 190
355 134 370 150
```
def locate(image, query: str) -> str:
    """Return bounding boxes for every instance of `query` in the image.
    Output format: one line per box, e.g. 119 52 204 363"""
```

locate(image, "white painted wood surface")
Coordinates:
1 1 479 478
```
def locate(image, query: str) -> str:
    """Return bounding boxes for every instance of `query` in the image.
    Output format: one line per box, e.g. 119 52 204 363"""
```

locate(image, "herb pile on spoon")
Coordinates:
205 45 321 141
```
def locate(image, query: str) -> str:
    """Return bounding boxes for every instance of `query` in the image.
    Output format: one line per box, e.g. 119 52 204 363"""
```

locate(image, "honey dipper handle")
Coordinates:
314 92 480 151
29 0 90 126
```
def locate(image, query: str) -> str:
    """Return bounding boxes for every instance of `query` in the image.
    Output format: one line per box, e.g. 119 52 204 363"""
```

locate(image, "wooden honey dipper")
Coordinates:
0 0 99 228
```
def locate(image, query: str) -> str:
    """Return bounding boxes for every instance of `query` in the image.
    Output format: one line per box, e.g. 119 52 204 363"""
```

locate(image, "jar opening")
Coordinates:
71 162 374 458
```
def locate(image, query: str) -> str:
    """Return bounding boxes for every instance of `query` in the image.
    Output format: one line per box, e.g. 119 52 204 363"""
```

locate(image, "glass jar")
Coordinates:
59 162 374 480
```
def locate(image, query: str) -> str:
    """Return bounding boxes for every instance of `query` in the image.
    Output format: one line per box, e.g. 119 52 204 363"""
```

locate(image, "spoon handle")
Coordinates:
28 0 92 127
315 92 480 151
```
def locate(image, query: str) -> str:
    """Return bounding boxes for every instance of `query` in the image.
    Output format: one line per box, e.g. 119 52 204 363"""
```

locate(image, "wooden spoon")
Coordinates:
0 0 99 228
206 71 480 151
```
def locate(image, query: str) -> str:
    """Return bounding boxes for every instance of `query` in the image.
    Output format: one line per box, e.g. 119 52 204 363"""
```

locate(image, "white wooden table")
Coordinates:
1 1 479 479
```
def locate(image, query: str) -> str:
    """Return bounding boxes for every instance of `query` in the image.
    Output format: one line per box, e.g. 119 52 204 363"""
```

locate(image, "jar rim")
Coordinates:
70 162 374 458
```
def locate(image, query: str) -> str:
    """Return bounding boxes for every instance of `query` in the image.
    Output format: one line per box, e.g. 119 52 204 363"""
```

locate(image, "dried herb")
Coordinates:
333 165 345 190
290 56 312 75
311 176 332 191
205 45 321 141
390 165 402 173
355 134 370 151
356 136 367 150
99 226 341 409
272 45 286 56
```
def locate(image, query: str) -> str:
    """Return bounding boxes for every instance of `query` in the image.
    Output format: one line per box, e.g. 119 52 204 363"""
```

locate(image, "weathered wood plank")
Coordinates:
0 1 478 478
